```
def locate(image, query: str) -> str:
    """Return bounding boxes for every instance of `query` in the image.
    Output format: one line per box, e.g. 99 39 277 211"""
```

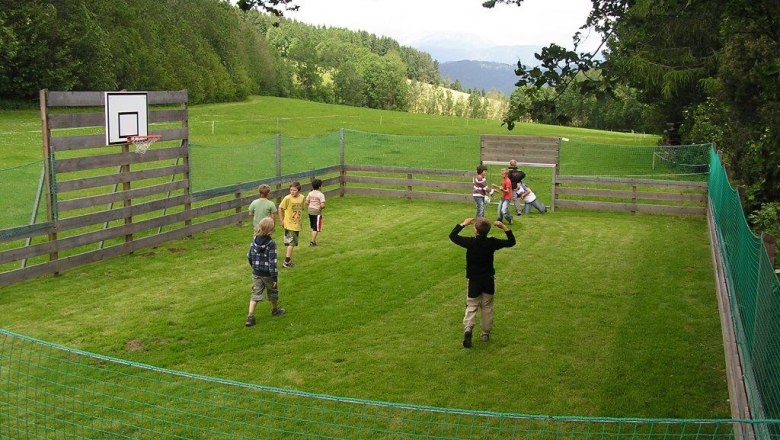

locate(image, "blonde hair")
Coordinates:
257 184 271 198
254 216 275 237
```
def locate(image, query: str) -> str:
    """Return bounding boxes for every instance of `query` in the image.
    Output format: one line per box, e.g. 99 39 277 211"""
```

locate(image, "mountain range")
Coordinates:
409 33 543 96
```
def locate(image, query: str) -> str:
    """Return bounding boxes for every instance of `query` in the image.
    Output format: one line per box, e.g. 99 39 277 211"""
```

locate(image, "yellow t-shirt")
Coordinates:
279 194 305 231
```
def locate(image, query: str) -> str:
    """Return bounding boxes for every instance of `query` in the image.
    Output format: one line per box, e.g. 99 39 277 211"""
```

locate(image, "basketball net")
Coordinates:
126 135 161 155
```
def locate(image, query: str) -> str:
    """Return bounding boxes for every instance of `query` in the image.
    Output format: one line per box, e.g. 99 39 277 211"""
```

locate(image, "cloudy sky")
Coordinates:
286 0 599 62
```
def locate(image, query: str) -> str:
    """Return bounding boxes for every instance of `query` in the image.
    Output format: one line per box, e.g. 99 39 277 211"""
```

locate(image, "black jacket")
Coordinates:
449 224 515 280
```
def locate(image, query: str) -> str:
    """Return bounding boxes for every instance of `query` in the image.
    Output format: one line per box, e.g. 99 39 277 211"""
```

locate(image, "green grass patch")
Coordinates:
0 195 727 419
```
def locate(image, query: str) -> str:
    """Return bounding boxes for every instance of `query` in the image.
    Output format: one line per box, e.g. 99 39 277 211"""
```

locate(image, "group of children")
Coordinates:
244 179 326 327
472 160 546 224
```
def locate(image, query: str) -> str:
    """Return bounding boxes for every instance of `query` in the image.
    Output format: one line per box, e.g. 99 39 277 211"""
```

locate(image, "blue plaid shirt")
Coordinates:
248 235 278 280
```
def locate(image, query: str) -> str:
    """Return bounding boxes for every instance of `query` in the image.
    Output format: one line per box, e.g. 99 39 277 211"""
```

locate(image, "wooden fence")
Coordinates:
554 175 708 215
0 108 708 287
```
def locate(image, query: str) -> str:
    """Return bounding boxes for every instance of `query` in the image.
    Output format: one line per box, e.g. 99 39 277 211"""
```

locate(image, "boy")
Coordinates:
517 182 547 214
472 165 488 218
277 181 305 268
507 161 525 215
248 184 276 229
246 217 285 327
491 168 513 225
449 217 515 348
305 178 326 246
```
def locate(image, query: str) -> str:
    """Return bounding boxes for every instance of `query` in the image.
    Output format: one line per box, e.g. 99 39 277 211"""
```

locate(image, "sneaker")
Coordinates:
245 315 255 327
271 308 286 316
283 260 294 268
463 330 473 348
480 333 490 342
309 241 317 247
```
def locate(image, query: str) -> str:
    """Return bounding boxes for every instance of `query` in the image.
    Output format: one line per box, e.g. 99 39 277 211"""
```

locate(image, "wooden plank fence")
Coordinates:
555 175 708 215
1 115 709 287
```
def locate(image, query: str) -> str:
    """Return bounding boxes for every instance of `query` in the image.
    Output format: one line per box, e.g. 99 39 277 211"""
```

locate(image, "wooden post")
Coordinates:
275 133 282 202
182 94 193 232
339 128 346 197
38 89 59 274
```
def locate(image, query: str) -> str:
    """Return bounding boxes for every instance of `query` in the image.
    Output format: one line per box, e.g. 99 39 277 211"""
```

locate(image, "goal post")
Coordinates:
479 134 561 212
481 161 557 212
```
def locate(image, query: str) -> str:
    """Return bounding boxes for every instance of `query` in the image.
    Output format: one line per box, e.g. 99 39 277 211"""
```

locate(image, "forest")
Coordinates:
0 0 777 234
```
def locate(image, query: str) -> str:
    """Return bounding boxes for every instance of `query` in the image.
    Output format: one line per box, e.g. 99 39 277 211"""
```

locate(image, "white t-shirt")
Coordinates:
306 190 326 214
519 184 537 203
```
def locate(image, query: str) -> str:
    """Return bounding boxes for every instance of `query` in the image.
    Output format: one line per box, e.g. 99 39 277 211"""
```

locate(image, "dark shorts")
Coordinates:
467 276 495 298
308 214 323 232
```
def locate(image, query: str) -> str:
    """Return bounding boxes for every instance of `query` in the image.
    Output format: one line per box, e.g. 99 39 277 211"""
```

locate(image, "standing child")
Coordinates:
277 181 305 268
491 168 513 225
449 217 516 347
246 217 285 327
248 184 276 229
472 165 488 218
305 178 326 246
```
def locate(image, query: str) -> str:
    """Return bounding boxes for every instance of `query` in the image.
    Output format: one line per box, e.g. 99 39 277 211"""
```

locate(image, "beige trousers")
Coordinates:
463 294 494 335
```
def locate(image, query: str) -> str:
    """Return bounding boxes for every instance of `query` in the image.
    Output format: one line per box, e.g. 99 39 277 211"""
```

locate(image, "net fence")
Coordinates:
2 133 714 231
560 141 710 179
2 329 774 439
0 161 45 231
708 149 780 429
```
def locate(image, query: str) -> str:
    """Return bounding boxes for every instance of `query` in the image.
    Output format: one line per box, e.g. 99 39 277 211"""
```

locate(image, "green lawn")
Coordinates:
0 194 727 419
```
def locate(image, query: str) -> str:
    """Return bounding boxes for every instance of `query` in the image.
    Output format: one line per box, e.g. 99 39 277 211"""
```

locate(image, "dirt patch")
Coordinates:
124 339 146 352
167 248 186 253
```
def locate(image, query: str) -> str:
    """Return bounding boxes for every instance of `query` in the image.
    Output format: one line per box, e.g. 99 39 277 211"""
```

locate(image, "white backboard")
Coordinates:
105 92 149 145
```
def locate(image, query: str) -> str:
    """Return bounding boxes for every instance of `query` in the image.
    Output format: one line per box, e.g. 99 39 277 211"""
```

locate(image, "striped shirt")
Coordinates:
473 175 487 197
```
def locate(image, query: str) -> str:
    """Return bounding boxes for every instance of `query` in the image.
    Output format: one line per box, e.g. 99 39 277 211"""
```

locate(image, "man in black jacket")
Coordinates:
449 217 516 348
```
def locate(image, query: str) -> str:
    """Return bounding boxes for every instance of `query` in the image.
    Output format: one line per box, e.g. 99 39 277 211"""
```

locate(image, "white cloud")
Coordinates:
287 0 599 53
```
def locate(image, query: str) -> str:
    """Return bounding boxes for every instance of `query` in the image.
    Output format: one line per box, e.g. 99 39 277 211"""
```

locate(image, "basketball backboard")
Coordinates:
105 92 149 145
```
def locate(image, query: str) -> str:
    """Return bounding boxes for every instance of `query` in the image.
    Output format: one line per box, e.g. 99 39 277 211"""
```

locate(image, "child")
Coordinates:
491 168 513 225
472 165 488 218
277 181 305 268
248 184 276 229
449 217 516 347
305 178 326 246
246 217 285 327
517 182 547 214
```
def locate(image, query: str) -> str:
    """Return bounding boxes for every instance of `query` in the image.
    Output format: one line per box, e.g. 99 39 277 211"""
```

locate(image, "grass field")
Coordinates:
0 194 727 419
0 97 727 422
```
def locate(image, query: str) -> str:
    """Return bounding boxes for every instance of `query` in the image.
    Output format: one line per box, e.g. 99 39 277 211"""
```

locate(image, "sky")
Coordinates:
286 0 599 62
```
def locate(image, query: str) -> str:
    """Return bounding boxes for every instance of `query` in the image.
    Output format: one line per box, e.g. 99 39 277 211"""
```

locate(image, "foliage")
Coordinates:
0 0 274 104
483 0 779 213
749 202 780 242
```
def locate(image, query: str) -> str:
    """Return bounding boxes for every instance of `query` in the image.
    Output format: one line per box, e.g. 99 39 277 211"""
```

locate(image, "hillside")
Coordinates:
438 60 519 96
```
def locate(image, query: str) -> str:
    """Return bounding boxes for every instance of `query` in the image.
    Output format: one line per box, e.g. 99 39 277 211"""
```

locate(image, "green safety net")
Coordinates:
2 329 775 439
708 148 780 426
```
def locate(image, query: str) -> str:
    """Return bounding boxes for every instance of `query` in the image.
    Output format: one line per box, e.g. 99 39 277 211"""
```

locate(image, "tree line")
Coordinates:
487 0 779 231
0 0 507 119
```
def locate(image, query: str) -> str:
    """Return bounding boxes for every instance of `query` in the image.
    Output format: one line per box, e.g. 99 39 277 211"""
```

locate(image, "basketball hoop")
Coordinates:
126 135 161 155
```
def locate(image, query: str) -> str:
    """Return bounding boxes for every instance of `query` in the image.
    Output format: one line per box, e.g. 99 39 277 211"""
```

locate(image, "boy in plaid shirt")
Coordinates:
245 217 285 327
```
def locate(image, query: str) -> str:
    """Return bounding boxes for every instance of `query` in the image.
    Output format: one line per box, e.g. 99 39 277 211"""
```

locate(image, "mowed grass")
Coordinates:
0 194 728 419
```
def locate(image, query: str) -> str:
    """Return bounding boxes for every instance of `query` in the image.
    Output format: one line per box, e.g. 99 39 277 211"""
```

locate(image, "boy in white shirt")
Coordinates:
305 178 326 246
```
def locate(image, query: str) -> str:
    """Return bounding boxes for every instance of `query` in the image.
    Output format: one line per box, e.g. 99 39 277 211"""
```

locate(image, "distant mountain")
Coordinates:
438 60 519 96
409 32 542 65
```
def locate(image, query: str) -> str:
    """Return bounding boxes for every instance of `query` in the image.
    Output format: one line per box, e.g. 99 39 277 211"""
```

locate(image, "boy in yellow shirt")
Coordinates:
277 181 305 268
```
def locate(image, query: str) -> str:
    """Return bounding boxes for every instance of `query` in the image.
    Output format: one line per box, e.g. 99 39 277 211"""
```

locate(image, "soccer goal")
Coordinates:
480 135 560 211
651 144 711 175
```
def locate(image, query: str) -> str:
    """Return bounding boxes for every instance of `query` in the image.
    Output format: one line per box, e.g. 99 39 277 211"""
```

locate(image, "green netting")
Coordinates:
280 132 342 176
0 161 45 230
560 141 710 180
708 149 780 426
189 139 278 192
3 329 776 439
343 130 479 169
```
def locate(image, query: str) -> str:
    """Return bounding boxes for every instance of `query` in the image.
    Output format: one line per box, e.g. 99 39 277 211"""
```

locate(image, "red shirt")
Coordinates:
501 177 512 200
